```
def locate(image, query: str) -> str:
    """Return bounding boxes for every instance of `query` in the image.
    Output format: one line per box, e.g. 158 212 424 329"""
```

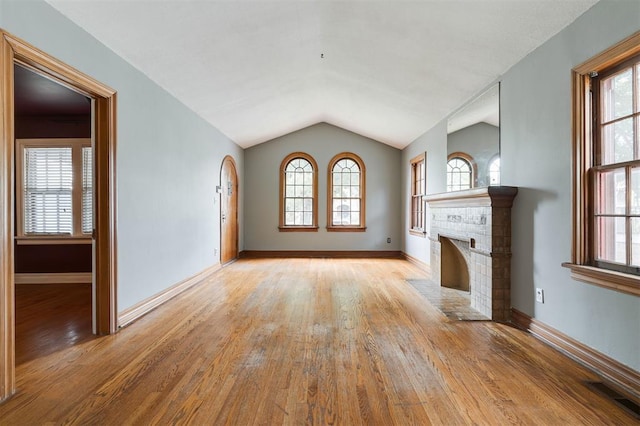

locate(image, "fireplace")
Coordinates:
425 186 518 321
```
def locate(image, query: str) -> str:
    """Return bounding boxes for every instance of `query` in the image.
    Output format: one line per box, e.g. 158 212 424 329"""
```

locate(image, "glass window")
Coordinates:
279 152 318 231
327 153 366 231
17 139 92 238
410 153 425 234
447 156 473 191
566 33 640 295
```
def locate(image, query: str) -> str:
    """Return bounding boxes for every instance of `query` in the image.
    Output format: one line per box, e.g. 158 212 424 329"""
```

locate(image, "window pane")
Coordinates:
595 169 625 214
595 216 626 264
285 212 294 225
632 167 640 214
303 212 312 226
601 118 634 165
350 212 360 226
632 218 640 267
24 147 73 234
601 68 633 122
285 199 294 212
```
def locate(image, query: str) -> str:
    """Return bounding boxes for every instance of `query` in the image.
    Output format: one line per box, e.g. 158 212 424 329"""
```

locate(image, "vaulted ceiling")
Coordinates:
45 0 599 149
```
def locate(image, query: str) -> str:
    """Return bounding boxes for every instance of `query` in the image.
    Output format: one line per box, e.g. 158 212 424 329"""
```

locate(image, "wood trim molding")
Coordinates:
401 252 430 272
0 28 16 402
511 308 640 402
240 250 403 259
568 30 640 297
15 273 92 285
118 264 221 329
562 263 640 297
0 27 117 401
326 152 366 231
279 152 318 231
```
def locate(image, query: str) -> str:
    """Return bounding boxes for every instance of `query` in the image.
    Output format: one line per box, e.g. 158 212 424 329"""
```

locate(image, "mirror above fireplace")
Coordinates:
446 83 500 191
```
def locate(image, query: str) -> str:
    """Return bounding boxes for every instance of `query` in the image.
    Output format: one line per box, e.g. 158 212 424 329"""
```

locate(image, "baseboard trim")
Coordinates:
401 252 430 272
15 272 91 284
511 308 640 402
118 264 222 329
239 250 403 259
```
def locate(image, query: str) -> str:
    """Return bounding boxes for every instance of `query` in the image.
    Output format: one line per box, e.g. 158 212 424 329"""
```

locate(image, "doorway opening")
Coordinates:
1 29 117 401
13 63 95 364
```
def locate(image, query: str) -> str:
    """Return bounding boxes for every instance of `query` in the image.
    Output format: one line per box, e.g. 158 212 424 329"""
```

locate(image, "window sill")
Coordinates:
409 229 426 237
278 226 318 232
16 236 92 245
562 263 640 297
326 226 366 233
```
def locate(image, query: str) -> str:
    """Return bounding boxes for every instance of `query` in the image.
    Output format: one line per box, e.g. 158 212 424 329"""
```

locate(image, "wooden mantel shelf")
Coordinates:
424 186 518 208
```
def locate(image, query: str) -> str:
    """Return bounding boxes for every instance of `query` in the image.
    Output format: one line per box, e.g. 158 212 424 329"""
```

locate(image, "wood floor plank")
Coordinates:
2 258 637 425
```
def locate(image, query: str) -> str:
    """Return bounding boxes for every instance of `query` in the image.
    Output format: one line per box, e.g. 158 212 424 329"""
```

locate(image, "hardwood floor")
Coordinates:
15 284 94 366
1 259 637 424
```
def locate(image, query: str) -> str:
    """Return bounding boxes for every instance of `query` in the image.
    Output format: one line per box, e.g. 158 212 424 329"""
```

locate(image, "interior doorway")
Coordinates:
220 156 238 264
0 29 117 401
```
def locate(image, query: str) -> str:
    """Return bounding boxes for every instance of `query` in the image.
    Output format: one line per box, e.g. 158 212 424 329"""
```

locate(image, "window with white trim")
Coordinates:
16 139 92 238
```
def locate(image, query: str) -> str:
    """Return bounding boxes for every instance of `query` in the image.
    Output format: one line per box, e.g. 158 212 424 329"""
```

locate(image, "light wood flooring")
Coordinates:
1 258 637 424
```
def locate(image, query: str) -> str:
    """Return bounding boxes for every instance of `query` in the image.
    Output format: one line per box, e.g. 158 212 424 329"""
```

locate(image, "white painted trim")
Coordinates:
14 272 92 284
117 264 221 329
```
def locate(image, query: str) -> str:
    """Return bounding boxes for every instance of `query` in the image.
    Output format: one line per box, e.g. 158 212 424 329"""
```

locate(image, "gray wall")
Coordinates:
1 0 244 312
447 122 499 187
401 120 447 265
401 0 639 372
501 0 639 370
244 123 401 251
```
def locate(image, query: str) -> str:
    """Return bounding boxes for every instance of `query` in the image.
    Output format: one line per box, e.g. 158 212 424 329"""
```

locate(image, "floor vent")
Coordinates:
586 381 640 418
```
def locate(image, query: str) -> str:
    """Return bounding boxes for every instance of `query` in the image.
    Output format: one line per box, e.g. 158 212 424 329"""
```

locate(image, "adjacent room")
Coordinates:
0 0 638 423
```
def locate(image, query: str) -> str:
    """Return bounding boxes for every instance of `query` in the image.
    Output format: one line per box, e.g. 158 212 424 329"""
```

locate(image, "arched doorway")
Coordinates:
220 156 238 264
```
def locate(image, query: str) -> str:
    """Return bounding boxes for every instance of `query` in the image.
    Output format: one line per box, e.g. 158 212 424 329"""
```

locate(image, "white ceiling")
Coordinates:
45 0 599 149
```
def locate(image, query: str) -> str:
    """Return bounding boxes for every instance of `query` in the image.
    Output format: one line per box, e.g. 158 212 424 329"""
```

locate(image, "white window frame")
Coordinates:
16 138 92 244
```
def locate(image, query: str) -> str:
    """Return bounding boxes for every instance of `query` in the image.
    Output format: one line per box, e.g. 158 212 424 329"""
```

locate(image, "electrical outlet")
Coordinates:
387 237 391 243
214 248 218 256
535 288 544 304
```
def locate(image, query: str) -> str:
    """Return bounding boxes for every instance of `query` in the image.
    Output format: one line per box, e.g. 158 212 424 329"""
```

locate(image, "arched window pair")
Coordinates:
279 152 366 232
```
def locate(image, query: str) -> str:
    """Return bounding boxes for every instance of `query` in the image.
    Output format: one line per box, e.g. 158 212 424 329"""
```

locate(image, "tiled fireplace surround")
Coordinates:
425 187 518 321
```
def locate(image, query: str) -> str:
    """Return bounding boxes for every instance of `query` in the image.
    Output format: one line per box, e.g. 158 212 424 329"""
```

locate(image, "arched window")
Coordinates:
447 153 474 191
327 152 366 231
488 156 501 186
279 152 318 231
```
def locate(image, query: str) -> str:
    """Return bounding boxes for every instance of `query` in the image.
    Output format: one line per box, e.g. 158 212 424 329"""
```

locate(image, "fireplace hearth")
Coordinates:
425 186 518 321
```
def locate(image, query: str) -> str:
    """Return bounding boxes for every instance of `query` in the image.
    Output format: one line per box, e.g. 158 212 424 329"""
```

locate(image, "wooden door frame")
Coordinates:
0 30 118 401
220 155 238 264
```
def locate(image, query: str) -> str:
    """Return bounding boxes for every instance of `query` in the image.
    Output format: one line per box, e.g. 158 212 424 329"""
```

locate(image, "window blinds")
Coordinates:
82 146 93 234
24 147 73 234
